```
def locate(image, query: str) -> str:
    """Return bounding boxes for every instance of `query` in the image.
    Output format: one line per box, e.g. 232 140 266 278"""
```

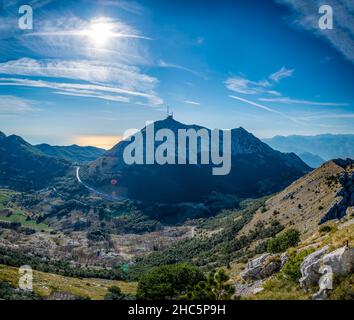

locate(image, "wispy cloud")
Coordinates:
269 66 294 82
295 111 354 121
157 60 204 78
0 10 164 106
87 0 146 15
25 16 152 41
225 66 293 95
258 97 349 106
183 100 200 106
0 77 163 105
0 95 39 114
276 0 354 63
0 58 158 93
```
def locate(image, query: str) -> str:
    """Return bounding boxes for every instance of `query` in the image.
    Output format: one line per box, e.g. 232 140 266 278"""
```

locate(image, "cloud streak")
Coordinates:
183 100 200 105
0 77 163 105
0 58 158 93
269 66 294 82
229 95 303 124
225 66 293 95
258 97 349 106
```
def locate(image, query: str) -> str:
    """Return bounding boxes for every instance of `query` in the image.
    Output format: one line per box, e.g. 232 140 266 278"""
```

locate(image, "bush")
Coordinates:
319 225 332 233
329 274 354 300
137 263 205 300
267 229 300 253
185 269 235 300
104 286 133 300
282 248 315 281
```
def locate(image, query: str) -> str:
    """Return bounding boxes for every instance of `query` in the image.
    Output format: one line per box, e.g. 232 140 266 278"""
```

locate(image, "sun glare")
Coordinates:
88 20 114 47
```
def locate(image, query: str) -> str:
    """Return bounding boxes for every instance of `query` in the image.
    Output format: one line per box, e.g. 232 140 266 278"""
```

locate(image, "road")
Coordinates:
75 166 127 202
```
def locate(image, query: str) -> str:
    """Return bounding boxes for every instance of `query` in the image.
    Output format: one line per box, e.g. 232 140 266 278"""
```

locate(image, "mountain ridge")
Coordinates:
81 117 311 203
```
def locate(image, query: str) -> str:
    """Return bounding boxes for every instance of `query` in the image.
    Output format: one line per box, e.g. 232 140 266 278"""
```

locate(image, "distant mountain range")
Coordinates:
81 117 311 203
263 134 354 167
297 152 325 168
36 143 105 164
0 131 70 191
0 131 105 191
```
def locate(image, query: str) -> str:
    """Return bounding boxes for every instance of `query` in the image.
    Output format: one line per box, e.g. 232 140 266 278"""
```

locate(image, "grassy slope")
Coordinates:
0 264 137 300
0 189 51 231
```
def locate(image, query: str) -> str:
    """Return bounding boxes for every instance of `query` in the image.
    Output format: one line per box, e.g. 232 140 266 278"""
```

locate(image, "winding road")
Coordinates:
75 166 127 201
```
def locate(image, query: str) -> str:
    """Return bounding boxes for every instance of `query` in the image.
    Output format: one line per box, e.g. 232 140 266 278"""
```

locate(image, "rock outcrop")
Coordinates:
299 245 354 299
241 254 281 281
321 246 354 275
300 246 329 289
320 163 354 224
234 280 264 297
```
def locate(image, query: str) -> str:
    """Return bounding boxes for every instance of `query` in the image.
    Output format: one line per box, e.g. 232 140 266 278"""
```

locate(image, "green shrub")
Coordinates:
267 229 300 253
137 263 205 300
329 274 354 300
184 269 235 300
319 225 332 233
282 248 315 281
104 286 133 300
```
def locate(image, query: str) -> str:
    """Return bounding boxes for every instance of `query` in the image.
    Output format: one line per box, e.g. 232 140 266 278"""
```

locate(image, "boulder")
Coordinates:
299 246 329 289
300 245 354 298
280 252 288 267
241 254 281 281
260 259 281 279
321 246 354 275
234 280 264 297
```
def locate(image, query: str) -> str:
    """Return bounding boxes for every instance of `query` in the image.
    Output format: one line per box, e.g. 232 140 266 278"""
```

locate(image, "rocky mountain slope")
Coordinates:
239 159 354 239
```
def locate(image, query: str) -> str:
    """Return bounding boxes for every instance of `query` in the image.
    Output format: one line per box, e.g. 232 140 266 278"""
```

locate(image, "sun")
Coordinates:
88 20 114 47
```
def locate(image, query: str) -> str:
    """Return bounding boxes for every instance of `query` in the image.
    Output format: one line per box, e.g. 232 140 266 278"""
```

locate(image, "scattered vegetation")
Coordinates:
0 280 41 300
128 199 284 279
282 248 315 281
0 264 137 300
0 247 128 280
328 274 354 300
319 225 332 234
136 263 205 300
185 269 235 300
104 285 134 300
267 229 300 253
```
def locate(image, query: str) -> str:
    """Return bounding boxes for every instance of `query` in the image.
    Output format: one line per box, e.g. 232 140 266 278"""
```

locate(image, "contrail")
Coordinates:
229 95 304 125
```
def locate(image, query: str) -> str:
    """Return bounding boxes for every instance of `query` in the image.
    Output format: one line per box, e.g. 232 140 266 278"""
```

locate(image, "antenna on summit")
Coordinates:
166 105 173 119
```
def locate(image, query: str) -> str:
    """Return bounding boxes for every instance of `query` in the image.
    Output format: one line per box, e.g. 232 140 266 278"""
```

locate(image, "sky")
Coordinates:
0 0 353 149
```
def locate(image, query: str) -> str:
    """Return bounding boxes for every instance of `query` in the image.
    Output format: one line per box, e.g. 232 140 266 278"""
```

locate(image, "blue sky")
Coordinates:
0 0 353 148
